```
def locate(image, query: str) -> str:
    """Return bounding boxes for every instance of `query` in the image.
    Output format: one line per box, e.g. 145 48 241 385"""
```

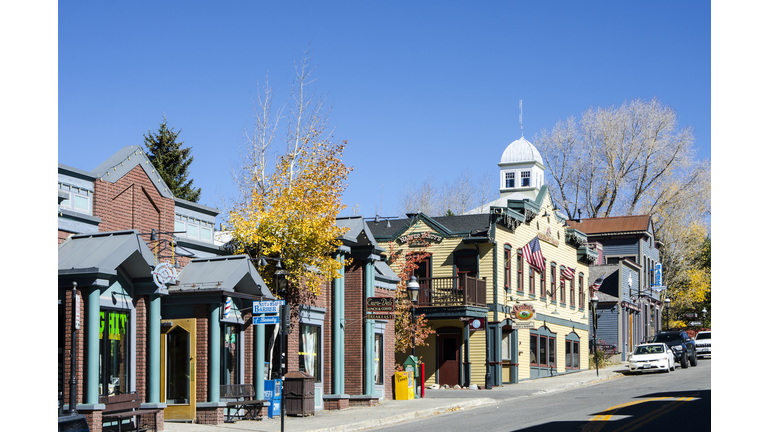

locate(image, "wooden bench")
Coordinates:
99 392 162 432
220 384 269 423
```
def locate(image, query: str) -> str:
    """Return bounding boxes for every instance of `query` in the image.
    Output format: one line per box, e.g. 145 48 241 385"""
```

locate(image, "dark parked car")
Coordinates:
651 330 698 368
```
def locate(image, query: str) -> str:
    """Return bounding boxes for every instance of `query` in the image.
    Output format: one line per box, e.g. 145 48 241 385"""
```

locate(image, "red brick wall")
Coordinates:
93 165 175 245
135 296 147 403
344 263 365 395
59 230 74 245
194 305 209 403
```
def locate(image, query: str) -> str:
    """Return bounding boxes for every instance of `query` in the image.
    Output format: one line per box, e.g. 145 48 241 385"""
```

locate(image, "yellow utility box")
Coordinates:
394 371 414 400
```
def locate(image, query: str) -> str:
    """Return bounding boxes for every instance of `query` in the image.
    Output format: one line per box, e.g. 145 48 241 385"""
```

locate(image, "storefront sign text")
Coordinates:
397 232 444 246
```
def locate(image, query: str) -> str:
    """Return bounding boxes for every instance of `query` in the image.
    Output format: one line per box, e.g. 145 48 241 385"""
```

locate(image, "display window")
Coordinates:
99 310 129 396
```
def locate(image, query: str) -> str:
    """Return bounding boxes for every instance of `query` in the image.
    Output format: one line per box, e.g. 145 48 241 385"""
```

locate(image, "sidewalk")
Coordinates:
164 364 628 432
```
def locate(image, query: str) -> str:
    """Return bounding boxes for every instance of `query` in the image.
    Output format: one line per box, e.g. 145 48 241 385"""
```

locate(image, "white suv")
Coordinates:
694 331 711 357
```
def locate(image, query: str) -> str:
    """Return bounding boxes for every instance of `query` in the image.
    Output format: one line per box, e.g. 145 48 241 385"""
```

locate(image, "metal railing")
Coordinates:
415 275 486 307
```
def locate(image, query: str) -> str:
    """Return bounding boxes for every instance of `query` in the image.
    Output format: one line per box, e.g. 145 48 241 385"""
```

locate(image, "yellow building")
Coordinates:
367 135 597 387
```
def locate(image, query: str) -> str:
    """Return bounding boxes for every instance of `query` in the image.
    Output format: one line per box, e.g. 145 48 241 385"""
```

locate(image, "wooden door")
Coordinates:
160 318 197 421
437 334 460 386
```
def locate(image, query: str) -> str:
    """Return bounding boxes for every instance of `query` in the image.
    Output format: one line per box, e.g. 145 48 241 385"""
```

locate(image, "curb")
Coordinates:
305 398 498 432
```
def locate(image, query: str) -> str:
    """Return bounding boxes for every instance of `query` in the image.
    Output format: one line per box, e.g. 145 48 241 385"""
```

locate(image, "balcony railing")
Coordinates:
414 275 487 307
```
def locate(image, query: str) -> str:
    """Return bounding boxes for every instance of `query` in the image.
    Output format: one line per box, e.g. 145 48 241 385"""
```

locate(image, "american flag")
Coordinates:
562 266 575 280
522 236 546 271
590 276 604 291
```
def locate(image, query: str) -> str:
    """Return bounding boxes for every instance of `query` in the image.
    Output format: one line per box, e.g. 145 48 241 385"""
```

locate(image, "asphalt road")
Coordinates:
373 357 711 432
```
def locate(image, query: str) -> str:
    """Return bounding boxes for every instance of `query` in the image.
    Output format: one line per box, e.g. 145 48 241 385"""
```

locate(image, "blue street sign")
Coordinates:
655 262 663 287
253 316 281 325
253 300 285 314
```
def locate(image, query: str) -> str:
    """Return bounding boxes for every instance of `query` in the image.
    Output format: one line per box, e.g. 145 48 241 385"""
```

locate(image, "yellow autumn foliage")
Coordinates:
228 140 352 296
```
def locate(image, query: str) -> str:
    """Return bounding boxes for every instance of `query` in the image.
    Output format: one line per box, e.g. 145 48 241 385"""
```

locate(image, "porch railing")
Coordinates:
415 275 486 307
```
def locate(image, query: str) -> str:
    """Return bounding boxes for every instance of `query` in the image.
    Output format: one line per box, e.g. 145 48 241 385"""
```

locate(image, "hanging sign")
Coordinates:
152 261 178 289
366 313 394 320
253 300 285 314
366 297 395 312
460 316 486 331
510 303 536 329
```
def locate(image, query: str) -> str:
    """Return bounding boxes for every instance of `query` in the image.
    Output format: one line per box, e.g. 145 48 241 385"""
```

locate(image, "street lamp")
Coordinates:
664 297 671 330
407 276 420 358
702 307 707 327
590 293 599 377
275 270 289 432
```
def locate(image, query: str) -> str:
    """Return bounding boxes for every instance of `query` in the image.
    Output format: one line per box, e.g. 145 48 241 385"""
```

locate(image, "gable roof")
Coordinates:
91 145 175 200
58 230 156 279
366 213 492 241
174 255 274 299
567 215 652 236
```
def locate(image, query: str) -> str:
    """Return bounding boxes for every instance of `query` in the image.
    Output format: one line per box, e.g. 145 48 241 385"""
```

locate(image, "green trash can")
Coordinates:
403 356 420 398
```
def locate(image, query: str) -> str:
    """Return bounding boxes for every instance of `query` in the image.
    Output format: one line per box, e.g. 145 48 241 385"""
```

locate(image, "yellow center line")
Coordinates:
583 395 697 432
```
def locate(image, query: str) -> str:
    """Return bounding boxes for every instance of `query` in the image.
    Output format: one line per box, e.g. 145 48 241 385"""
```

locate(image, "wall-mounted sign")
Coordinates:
366 313 394 320
510 303 536 329
366 296 395 312
538 227 559 247
152 261 178 289
511 303 536 321
396 232 444 246
460 316 485 331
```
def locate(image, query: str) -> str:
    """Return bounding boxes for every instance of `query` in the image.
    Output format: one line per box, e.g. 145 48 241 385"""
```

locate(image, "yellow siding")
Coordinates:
469 329 486 386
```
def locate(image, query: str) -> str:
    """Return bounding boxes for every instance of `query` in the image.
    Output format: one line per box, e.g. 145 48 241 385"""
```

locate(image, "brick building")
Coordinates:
58 146 399 431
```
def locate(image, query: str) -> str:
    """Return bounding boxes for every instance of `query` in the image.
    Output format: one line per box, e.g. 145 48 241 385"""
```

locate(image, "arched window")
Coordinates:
516 249 524 294
550 262 557 303
530 326 557 368
529 266 535 296
559 266 566 304
503 245 512 291
540 261 547 299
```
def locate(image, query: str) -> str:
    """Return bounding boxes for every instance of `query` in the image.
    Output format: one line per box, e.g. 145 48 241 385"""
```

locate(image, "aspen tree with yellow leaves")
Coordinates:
226 48 352 301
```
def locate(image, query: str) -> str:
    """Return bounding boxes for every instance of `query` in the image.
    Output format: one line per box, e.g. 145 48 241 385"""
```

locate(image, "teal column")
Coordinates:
86 287 100 405
365 258 375 395
209 303 221 402
255 312 265 399
148 294 161 403
333 254 345 395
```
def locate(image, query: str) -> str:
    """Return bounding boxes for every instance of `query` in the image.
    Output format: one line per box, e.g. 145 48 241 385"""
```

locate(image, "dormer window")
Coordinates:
505 172 515 188
521 171 531 187
175 214 214 243
59 184 92 215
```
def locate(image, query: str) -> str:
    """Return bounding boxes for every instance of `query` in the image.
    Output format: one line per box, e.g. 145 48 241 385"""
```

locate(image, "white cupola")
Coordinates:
497 134 545 201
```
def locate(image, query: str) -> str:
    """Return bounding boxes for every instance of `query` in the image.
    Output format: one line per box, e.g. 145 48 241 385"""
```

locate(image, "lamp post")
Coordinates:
407 276 420 358
590 293 599 377
664 297 671 330
702 307 707 327
275 270 288 432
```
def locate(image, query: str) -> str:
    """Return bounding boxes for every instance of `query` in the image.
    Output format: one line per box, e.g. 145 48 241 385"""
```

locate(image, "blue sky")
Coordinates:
57 1 711 221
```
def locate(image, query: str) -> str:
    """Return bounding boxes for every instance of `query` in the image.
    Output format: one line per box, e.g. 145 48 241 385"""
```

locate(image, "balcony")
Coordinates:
414 275 487 307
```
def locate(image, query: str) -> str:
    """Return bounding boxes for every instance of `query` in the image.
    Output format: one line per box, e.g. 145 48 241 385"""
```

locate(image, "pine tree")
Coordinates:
143 116 201 202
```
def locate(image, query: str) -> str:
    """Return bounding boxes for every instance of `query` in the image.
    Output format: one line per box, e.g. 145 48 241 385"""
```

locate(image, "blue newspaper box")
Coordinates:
264 379 282 418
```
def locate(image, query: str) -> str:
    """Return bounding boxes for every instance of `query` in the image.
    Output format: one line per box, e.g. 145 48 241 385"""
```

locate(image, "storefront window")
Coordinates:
530 328 556 368
99 310 129 396
374 333 384 385
299 324 320 382
221 324 239 385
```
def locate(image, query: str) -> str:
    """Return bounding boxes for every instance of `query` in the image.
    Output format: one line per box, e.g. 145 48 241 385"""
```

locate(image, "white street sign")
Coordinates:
253 300 285 314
